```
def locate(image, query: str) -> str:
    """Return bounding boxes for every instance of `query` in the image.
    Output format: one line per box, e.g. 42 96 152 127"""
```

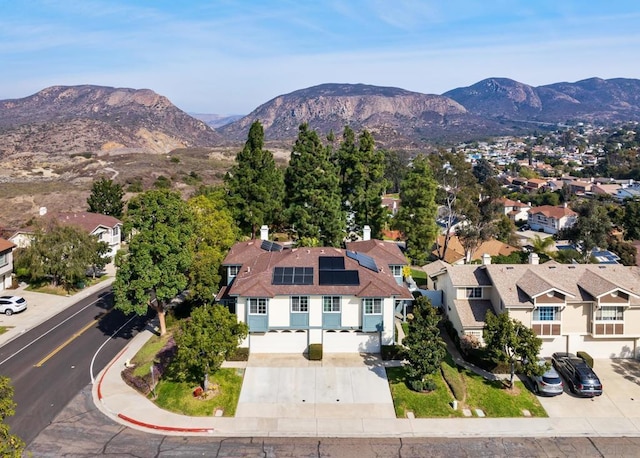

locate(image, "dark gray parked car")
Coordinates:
552 352 603 397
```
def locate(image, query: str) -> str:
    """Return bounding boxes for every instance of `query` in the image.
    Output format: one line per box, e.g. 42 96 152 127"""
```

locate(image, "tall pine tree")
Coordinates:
396 154 439 265
337 127 388 239
224 120 284 238
285 123 344 247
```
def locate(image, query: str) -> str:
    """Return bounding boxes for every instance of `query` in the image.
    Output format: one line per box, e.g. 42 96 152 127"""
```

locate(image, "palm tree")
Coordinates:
531 234 555 257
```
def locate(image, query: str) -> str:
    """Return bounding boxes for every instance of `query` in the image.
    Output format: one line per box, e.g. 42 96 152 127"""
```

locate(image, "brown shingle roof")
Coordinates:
0 237 16 253
454 299 494 328
529 205 577 219
484 263 640 306
345 239 407 266
51 212 122 233
223 244 412 300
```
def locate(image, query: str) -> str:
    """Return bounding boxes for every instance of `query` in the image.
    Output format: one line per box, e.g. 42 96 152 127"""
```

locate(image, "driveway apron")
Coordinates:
236 354 396 419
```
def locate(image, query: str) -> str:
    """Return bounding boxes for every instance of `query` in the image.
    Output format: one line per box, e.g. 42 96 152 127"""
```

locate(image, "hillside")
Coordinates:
217 83 519 148
0 85 223 157
444 77 640 124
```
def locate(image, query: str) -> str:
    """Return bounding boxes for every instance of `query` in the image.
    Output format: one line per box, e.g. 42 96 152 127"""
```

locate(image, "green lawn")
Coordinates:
386 362 547 418
386 366 462 418
154 368 244 416
131 331 173 378
410 268 427 288
462 369 547 417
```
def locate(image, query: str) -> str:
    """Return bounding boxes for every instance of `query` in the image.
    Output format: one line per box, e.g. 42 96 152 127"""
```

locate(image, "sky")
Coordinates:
2 1 640 115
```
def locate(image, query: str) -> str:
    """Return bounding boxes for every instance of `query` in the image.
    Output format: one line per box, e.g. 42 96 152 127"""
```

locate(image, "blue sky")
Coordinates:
2 1 639 114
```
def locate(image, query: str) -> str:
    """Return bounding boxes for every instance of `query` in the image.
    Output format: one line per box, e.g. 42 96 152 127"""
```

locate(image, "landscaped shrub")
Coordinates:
308 343 323 360
459 334 481 355
381 344 404 361
408 377 437 392
577 351 594 368
227 347 250 361
440 361 465 401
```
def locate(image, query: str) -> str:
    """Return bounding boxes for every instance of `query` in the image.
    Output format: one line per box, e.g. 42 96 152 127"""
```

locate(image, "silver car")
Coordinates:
0 295 28 316
532 358 564 396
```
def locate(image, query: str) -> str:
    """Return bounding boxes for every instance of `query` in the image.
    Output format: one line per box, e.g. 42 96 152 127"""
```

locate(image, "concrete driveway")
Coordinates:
536 359 640 419
236 353 397 419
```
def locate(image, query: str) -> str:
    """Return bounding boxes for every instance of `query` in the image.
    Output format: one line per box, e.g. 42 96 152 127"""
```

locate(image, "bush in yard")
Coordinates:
381 344 404 361
227 347 250 361
408 377 437 392
308 344 323 360
403 296 447 389
459 334 481 355
577 351 594 368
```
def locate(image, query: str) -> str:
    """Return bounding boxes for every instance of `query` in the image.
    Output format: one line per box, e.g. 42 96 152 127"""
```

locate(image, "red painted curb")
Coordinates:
97 345 129 400
117 413 214 433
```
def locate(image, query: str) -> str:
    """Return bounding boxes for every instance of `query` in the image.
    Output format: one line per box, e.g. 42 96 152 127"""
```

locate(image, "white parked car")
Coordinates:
0 295 28 316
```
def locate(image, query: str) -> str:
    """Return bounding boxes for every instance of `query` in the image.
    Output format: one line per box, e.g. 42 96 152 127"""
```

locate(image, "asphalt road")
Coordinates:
28 385 640 457
0 286 149 445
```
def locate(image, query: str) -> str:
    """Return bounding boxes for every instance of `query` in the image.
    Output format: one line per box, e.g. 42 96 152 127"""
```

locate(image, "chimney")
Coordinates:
260 225 269 241
482 253 491 265
363 225 371 241
529 253 539 265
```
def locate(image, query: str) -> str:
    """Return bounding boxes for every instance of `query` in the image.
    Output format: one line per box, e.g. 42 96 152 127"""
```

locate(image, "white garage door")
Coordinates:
250 330 308 354
573 336 637 359
323 330 381 353
539 336 568 358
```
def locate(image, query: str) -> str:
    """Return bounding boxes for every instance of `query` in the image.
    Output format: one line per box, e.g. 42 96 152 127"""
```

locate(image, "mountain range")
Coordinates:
2 77 640 157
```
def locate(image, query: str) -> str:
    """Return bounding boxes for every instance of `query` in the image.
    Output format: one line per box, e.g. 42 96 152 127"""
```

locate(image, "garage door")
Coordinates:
573 336 637 359
250 330 308 354
323 330 380 353
539 336 567 357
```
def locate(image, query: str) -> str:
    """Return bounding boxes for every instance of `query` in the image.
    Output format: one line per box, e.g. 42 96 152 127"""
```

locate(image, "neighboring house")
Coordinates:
527 204 578 235
432 235 520 265
6 211 123 259
496 198 531 222
568 180 592 196
524 178 548 192
217 227 412 354
53 212 123 259
0 238 16 291
429 254 640 358
591 183 622 197
615 185 640 202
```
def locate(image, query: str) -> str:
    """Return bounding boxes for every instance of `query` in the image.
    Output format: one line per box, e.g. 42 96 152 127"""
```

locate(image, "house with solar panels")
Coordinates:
216 226 412 354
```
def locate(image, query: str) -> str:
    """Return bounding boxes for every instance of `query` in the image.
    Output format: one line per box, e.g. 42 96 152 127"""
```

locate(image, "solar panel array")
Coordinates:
318 270 360 286
272 266 314 285
261 240 283 252
319 256 346 270
346 250 379 272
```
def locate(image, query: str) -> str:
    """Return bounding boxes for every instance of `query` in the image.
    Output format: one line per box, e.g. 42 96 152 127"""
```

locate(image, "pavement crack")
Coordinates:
153 435 167 458
100 426 129 455
398 437 404 457
587 437 605 458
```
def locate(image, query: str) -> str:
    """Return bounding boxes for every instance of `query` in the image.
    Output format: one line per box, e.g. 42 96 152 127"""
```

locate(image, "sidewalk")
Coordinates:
92 327 640 438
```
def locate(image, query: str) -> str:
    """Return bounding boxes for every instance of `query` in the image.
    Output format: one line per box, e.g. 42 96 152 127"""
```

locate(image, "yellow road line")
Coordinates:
34 310 111 367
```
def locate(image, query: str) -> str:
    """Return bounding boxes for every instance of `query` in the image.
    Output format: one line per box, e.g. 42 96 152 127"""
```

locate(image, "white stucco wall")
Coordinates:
268 296 290 328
